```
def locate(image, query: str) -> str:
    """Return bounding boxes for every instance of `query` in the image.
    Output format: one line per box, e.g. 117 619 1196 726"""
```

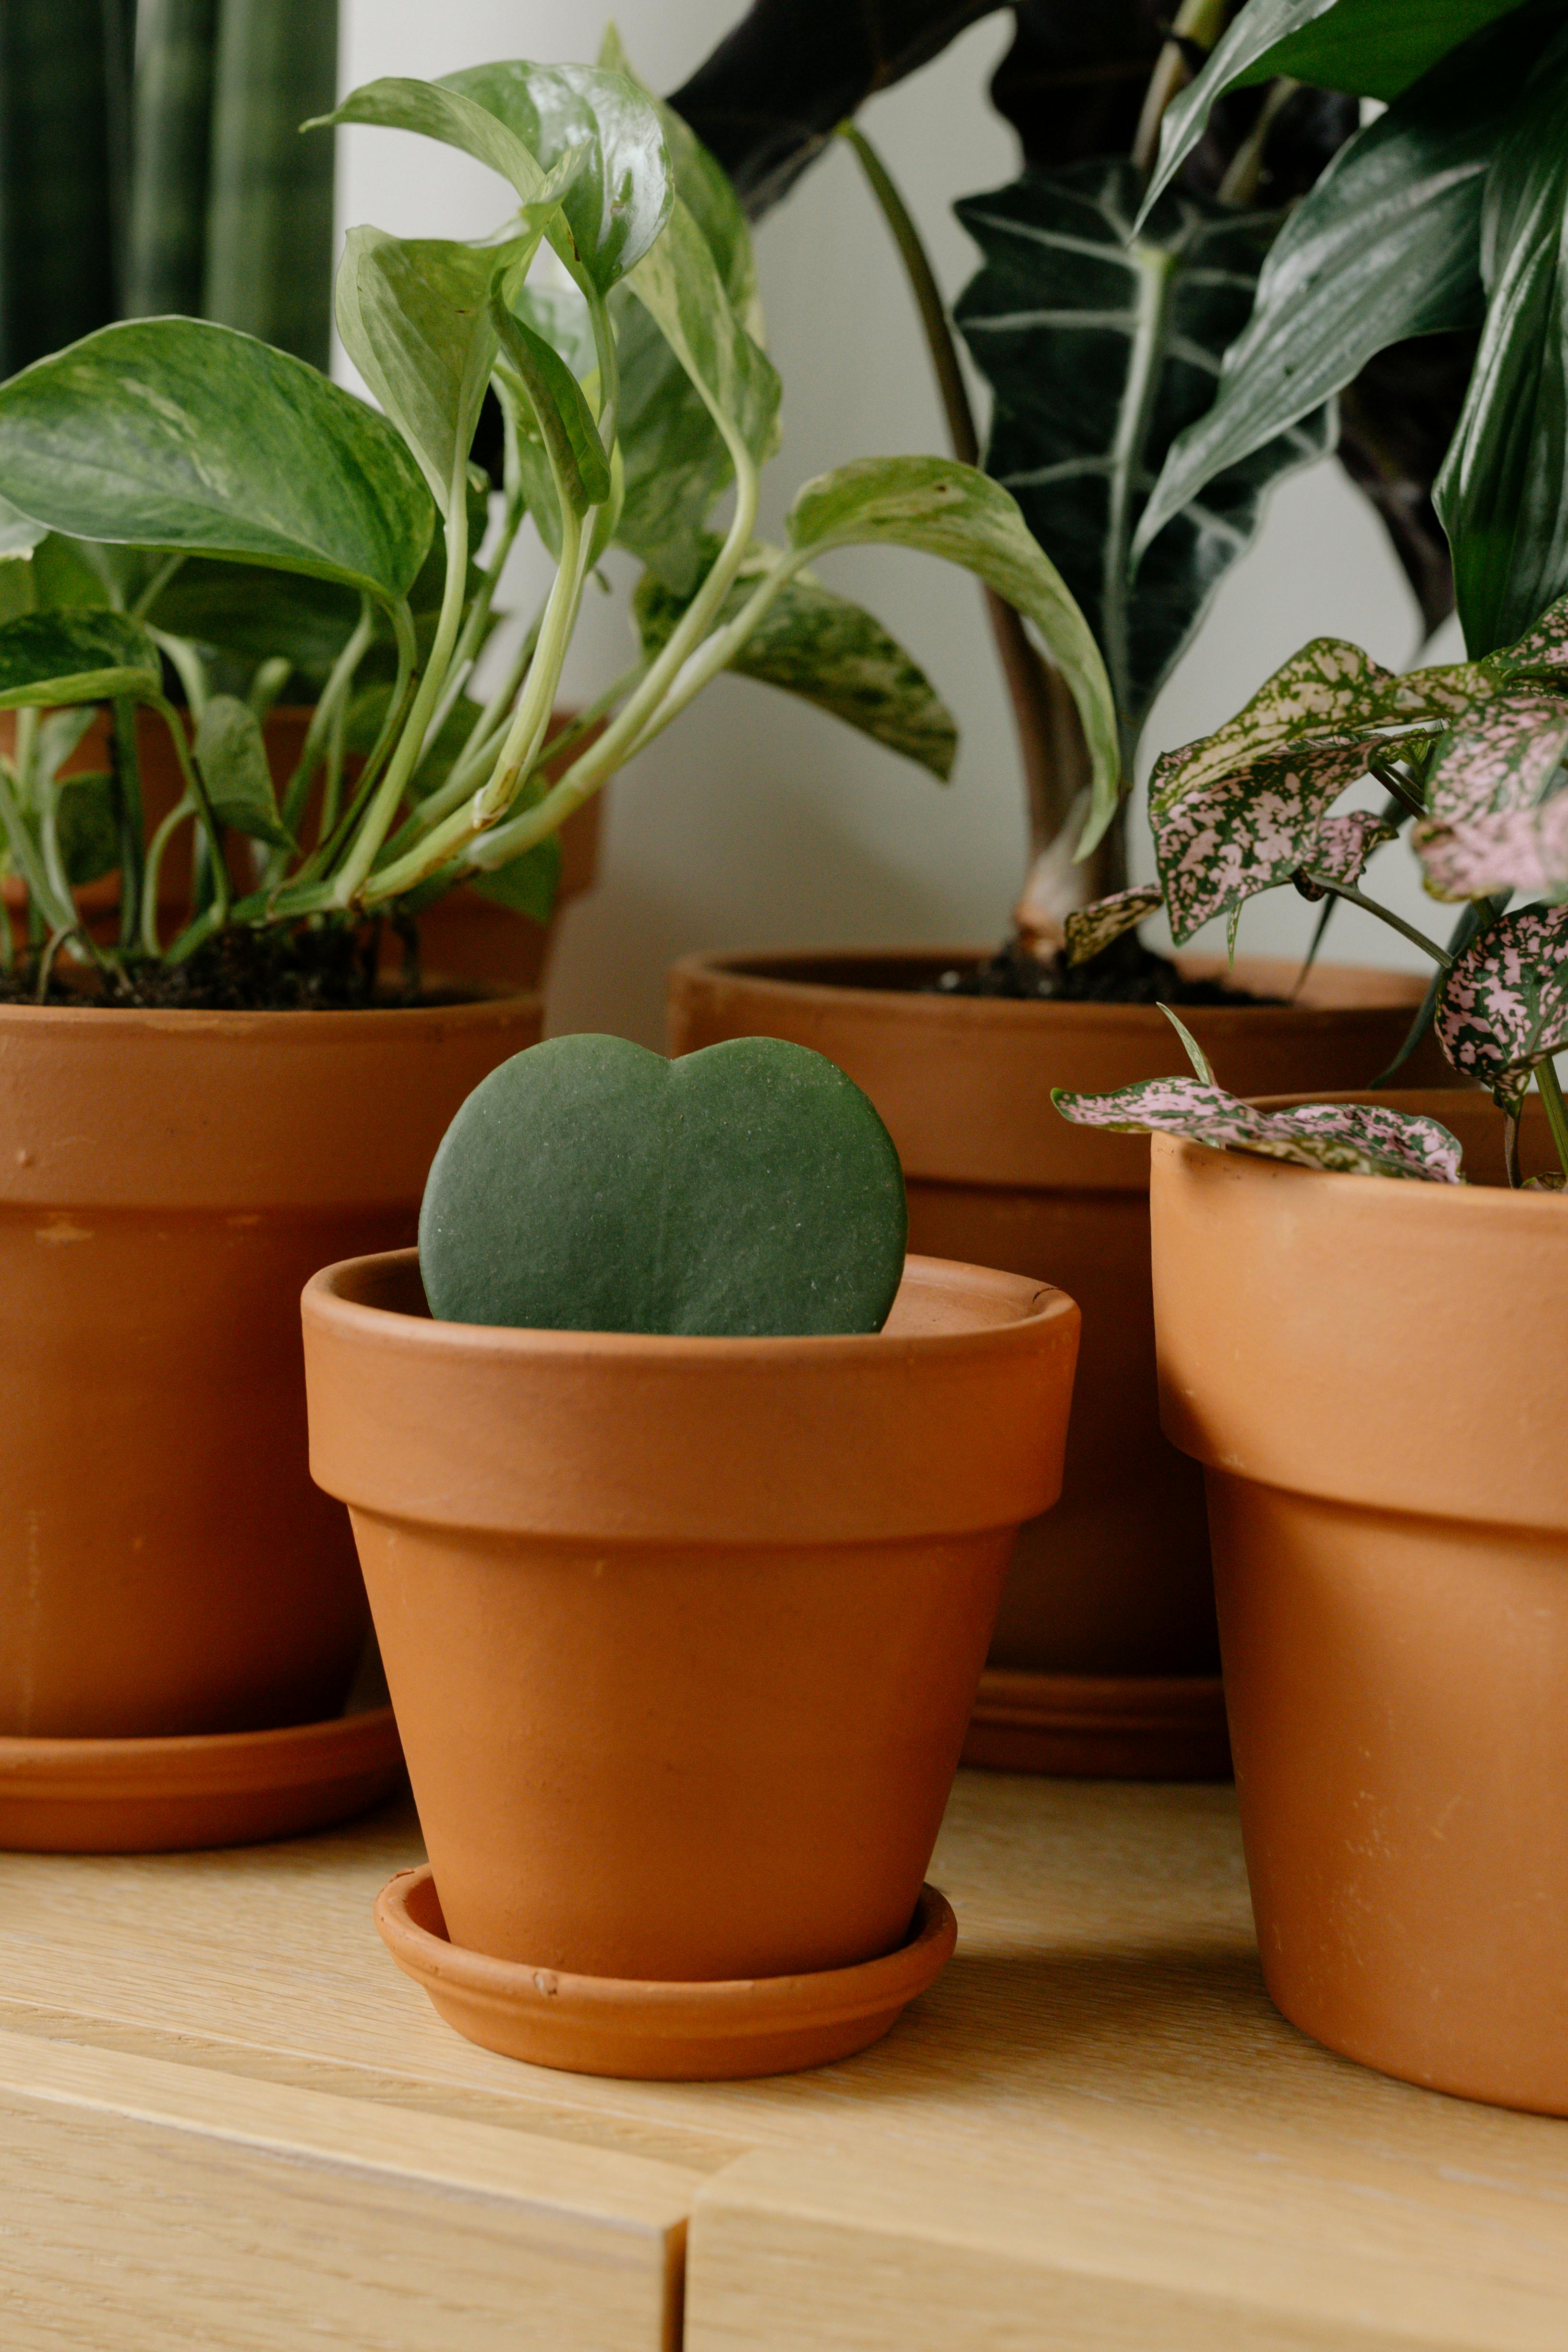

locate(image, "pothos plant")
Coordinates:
0 39 1116 1004
1052 587 1568 1192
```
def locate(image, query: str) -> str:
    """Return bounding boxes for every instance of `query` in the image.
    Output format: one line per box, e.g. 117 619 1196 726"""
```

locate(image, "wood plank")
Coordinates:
0 2026 692 2352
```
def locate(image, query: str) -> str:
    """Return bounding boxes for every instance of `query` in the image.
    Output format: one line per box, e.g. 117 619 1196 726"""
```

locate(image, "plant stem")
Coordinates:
1537 1057 1568 1181
147 693 228 930
273 598 375 853
1299 871 1452 967
1215 79 1300 206
837 120 1078 870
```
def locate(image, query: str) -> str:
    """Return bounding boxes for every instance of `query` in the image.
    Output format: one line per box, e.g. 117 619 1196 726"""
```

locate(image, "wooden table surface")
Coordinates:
1 1768 1565 2350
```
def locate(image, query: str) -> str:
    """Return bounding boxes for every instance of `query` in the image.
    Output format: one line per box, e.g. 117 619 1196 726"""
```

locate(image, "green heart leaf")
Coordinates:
0 609 160 708
418 1033 908 1337
0 319 434 605
955 162 1328 760
193 694 293 847
787 452 1119 839
439 61 673 295
1142 0 1544 219
1436 29 1568 655
1136 31 1513 562
634 537 958 779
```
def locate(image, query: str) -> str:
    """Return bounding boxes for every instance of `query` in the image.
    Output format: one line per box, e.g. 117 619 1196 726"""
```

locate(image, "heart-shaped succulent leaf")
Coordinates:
1435 901 1568 1105
419 1034 908 1336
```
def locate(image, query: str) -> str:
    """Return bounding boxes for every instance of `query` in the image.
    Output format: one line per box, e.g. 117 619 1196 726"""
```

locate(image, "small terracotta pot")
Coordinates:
668 949 1437 1774
0 992 539 1738
303 1249 1079 1983
1152 1092 1568 2111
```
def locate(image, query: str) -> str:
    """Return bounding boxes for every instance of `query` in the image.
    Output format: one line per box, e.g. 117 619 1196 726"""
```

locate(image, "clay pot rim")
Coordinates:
1158 1090 1567 1225
671 946 1426 1032
307 1246 1074 1368
0 987 540 1039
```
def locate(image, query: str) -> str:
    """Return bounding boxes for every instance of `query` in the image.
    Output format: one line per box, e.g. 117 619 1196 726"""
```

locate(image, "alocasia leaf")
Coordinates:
1435 899 1568 1100
1063 882 1164 965
0 320 433 605
1054 1070 1466 1181
1418 797 1568 899
954 162 1329 751
1135 39 1507 563
1143 0 1544 219
787 453 1120 829
634 539 959 779
1436 29 1568 656
0 609 160 708
193 695 293 847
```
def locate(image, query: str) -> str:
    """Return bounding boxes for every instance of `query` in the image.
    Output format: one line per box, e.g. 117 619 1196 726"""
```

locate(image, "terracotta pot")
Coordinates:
667 948 1438 1774
1152 1091 1568 2111
303 1249 1079 1983
0 992 539 1738
2 707 603 989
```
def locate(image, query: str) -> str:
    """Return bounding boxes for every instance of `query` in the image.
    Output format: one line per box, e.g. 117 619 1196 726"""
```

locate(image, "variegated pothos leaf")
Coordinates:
1435 901 1568 1105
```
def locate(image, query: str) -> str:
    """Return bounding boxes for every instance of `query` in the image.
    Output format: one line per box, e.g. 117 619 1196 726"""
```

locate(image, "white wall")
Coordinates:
339 1 1442 1045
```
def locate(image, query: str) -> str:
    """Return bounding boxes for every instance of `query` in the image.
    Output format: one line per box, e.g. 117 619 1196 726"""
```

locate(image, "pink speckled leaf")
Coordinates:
1293 809 1399 902
1149 639 1397 807
1417 797 1568 900
1423 696 1568 828
1435 903 1568 1107
1063 883 1164 966
1502 587 1568 675
1154 743 1374 943
1052 1075 1463 1182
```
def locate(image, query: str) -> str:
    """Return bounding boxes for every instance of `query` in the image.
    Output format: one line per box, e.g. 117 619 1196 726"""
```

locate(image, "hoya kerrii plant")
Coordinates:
1053 587 1568 1193
671 0 1504 985
0 39 1117 1008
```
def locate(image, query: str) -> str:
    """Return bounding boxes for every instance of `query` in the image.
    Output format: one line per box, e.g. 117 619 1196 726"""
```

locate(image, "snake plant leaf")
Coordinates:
1135 43 1504 564
0 610 160 709
1436 30 1568 657
0 0 121 378
634 537 958 779
419 1033 908 1337
192 694 292 847
54 770 121 886
1418 795 1568 899
439 62 673 296
1292 809 1400 899
622 195 781 478
493 302 612 518
788 454 1120 836
1435 899 1568 1102
1053 1069 1465 1181
0 321 434 606
203 0 337 369
1063 884 1166 966
124 0 218 320
955 163 1329 754
1142 0 1542 221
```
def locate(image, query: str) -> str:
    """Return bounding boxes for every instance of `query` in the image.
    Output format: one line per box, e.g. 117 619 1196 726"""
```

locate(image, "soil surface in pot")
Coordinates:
0 919 426 1012
929 931 1284 1006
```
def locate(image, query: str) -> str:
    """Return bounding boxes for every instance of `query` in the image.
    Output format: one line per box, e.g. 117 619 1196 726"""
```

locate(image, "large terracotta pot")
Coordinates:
4 708 603 989
0 992 539 1738
667 948 1435 1775
1152 1093 1568 2112
303 1249 1079 1984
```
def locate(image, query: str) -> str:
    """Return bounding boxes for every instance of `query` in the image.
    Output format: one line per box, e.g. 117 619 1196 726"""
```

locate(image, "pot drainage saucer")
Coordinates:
963 1669 1231 1779
0 1707 404 1854
375 1865 957 2081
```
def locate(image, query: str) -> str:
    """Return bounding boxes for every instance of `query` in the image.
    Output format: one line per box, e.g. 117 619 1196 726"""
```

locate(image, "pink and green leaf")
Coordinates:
1501 586 1568 676
1435 902 1568 1106
1063 883 1164 967
1417 796 1568 900
1147 639 1399 810
1423 695 1568 827
1154 743 1375 943
1294 809 1400 901
1052 1074 1464 1182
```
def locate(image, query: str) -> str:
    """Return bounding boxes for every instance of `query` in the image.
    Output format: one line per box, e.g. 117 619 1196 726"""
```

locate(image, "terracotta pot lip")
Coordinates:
671 946 1424 1028
305 1246 1073 1366
0 986 540 1038
1154 1123 1568 1222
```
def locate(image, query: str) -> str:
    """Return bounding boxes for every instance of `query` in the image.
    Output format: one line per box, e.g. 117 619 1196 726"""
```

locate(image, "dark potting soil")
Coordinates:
0 918 423 1012
927 932 1283 1007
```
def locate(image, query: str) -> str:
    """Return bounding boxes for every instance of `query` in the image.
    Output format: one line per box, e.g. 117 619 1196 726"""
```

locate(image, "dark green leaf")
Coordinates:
193 693 293 846
203 0 338 370
54 769 120 884
418 1034 908 1337
635 537 958 778
1144 0 1545 218
148 559 362 672
0 609 160 708
1136 38 1507 561
1436 31 1568 655
469 832 562 922
0 319 434 605
124 0 219 320
955 162 1329 746
0 1 121 377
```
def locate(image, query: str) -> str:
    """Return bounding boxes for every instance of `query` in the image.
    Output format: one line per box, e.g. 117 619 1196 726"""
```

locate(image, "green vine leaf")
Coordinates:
0 609 160 708
193 695 293 848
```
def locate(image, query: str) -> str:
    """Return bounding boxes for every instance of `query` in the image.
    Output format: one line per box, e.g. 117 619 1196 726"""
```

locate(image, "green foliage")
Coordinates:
418 1034 908 1335
0 611 160 709
203 0 337 369
192 695 291 847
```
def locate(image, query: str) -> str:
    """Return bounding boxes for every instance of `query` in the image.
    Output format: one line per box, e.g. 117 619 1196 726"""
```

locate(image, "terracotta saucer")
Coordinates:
0 1706 404 1854
962 1669 1232 1779
375 1866 957 2080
